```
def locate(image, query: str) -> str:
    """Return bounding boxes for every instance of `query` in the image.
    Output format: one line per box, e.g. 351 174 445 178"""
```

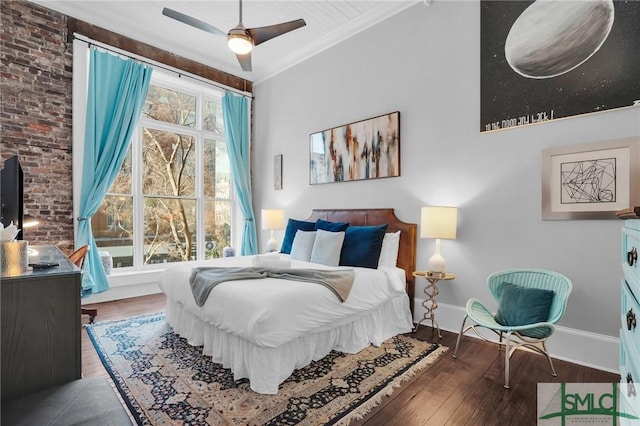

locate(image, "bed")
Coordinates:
159 208 417 394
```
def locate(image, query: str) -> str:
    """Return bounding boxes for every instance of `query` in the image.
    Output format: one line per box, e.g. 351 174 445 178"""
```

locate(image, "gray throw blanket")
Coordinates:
189 266 355 307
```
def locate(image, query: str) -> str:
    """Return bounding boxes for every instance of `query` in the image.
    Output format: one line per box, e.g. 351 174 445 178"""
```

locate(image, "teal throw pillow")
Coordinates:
494 282 555 328
339 224 388 269
315 219 349 232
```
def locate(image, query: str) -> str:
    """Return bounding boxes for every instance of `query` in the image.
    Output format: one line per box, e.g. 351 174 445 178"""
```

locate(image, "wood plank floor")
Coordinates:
81 294 619 425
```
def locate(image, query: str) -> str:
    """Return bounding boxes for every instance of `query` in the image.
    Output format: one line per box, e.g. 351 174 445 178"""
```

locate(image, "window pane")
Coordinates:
203 99 224 133
142 85 196 128
109 146 132 194
204 199 231 259
92 195 133 268
203 138 230 198
143 128 196 197
143 197 196 264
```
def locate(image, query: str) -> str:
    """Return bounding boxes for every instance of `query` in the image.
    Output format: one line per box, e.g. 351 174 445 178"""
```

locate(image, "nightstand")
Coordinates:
413 271 455 338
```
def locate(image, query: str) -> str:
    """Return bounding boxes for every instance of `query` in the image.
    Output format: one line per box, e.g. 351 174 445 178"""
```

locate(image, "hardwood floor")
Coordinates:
81 294 619 425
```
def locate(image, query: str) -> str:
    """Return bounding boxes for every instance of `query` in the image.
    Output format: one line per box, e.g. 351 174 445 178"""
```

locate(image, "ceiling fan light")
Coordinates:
228 33 253 55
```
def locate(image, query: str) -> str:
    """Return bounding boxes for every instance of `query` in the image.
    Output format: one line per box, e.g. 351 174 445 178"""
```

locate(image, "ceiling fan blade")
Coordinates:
247 19 306 46
162 8 226 36
236 52 252 72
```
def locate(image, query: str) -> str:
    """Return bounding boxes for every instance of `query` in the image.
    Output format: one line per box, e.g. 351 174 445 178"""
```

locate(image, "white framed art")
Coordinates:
542 137 640 220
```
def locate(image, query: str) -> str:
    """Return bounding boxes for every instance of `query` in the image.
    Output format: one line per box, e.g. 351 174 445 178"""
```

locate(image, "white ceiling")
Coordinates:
31 0 419 84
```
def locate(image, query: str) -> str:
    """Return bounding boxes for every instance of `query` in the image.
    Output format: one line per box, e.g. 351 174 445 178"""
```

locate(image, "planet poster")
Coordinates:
480 0 640 133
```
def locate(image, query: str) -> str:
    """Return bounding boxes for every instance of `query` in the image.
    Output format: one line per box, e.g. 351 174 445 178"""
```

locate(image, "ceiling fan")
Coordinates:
162 0 306 72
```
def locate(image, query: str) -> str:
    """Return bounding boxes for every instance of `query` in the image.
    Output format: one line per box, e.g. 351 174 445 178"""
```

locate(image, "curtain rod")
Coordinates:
73 34 253 99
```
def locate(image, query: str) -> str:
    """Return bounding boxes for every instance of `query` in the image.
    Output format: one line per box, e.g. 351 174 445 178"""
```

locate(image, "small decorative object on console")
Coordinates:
222 246 235 257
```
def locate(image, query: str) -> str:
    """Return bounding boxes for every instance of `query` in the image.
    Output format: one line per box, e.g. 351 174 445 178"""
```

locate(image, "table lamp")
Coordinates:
421 206 457 277
261 209 285 252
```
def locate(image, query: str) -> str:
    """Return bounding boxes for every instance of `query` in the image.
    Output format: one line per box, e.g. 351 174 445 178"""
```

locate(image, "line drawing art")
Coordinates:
560 158 616 204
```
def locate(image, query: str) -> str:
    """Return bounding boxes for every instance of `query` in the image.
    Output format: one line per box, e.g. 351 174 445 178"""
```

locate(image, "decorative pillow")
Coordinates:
280 219 316 254
310 229 345 266
315 218 349 232
339 224 388 269
494 282 555 330
378 231 401 267
289 231 316 262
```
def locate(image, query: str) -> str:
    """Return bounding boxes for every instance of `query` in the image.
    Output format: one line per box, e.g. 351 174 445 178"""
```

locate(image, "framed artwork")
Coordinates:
481 1 640 132
542 137 640 220
274 154 282 190
309 111 400 185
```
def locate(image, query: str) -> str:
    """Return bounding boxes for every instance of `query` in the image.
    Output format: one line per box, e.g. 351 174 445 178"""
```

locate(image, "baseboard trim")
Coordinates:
415 299 620 374
82 271 163 304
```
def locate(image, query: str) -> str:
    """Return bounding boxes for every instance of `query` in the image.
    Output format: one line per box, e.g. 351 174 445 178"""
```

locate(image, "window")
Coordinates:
91 71 233 269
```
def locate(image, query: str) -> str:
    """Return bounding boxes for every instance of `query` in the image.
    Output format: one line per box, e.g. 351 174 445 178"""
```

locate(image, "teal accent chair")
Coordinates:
452 268 573 389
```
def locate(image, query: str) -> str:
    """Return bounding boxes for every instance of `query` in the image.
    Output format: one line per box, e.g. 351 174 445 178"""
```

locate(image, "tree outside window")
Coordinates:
92 78 232 269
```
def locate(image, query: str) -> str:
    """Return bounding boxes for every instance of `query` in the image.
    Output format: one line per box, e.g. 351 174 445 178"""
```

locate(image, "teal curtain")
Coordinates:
77 49 152 296
222 91 257 255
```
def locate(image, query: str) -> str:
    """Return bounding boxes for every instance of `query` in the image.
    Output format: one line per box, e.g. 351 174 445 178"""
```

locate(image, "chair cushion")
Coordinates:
494 282 555 328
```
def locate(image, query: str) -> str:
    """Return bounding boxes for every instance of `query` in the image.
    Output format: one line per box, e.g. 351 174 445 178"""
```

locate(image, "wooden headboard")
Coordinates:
306 208 417 315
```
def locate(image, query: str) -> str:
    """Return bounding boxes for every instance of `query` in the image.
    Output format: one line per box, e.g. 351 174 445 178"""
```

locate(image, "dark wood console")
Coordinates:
1 245 82 400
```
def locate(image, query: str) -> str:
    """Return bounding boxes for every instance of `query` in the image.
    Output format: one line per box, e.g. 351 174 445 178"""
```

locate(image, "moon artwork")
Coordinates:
480 0 640 132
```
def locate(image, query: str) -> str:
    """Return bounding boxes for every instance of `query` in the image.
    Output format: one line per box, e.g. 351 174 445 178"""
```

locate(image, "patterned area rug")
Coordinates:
87 312 448 426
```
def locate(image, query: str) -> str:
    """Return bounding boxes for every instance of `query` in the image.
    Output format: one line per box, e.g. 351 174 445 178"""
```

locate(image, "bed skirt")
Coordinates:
164 294 413 394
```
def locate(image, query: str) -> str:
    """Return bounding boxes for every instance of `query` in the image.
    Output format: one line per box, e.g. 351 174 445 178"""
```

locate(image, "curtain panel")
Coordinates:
77 49 152 296
222 92 257 256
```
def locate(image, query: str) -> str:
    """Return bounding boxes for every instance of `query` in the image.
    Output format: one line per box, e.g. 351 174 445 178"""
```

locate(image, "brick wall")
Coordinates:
1 1 75 252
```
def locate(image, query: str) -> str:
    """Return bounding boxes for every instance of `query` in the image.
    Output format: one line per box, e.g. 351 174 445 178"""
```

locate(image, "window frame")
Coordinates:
73 40 240 278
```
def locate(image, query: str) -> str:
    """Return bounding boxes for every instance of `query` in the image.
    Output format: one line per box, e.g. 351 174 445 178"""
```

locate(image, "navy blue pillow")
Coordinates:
315 219 349 232
339 224 388 269
280 219 315 254
494 282 555 334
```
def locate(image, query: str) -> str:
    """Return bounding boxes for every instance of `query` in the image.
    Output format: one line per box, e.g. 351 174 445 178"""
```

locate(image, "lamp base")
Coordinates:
266 238 279 253
427 238 446 276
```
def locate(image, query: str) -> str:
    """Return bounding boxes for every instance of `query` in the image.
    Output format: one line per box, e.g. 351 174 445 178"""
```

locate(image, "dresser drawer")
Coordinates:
621 279 640 346
623 219 640 232
622 227 640 294
619 329 639 422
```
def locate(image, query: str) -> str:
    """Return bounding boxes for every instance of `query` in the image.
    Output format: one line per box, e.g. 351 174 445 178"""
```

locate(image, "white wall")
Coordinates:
252 1 640 370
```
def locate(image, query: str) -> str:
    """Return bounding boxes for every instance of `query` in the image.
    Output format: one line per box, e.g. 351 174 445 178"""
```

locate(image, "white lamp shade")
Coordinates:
420 206 457 240
261 209 285 230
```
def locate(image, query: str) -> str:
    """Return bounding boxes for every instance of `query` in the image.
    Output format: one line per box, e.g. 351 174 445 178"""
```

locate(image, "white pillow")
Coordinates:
289 230 316 261
310 229 345 266
378 230 401 267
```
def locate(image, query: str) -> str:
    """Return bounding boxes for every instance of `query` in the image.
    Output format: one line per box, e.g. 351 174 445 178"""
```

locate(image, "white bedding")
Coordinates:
159 254 413 393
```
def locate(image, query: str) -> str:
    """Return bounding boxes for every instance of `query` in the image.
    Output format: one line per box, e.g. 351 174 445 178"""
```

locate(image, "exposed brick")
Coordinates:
1 0 73 249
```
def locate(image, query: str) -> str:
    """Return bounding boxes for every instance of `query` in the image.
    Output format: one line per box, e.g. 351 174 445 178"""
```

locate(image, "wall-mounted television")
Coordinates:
1 155 24 240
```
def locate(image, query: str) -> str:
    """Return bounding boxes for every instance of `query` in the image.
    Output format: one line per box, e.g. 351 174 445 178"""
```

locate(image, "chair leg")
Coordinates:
453 314 468 359
82 307 97 324
541 340 557 377
504 332 511 389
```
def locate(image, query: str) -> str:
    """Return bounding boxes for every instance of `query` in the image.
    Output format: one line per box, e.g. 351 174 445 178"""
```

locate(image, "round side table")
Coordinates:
413 271 455 338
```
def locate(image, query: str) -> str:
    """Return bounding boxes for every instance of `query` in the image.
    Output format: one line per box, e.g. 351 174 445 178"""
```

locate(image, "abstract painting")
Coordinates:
309 112 400 185
274 154 282 190
481 0 640 132
541 138 640 219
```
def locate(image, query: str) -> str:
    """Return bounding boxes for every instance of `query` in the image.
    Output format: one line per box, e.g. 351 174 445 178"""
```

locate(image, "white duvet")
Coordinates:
159 254 408 348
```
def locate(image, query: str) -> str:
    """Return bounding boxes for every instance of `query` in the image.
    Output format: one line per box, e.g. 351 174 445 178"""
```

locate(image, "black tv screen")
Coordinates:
1 155 24 240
